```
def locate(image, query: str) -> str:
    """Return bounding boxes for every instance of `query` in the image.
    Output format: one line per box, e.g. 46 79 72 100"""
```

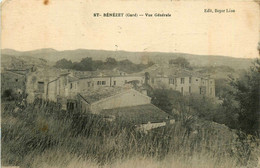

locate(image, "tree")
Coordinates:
230 59 260 136
54 59 73 69
169 57 190 68
105 57 117 66
80 57 94 71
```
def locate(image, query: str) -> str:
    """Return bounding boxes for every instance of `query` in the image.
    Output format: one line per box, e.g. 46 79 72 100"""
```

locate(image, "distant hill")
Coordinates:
1 54 50 69
1 48 255 70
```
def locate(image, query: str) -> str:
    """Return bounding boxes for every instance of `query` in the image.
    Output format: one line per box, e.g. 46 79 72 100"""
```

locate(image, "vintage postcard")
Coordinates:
1 0 259 168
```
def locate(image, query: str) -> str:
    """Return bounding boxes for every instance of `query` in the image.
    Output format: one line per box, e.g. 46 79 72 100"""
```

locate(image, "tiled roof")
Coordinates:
142 65 209 78
79 87 131 103
31 67 69 78
100 104 172 124
3 70 27 76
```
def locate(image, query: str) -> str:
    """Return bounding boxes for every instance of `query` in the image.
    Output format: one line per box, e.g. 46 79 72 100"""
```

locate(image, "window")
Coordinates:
181 78 185 84
114 81 116 85
189 86 191 93
15 79 18 82
70 83 73 89
97 81 101 85
97 81 106 85
189 77 191 83
210 88 212 95
67 102 76 111
181 87 184 95
196 79 198 81
169 78 174 84
38 81 44 93
87 82 91 87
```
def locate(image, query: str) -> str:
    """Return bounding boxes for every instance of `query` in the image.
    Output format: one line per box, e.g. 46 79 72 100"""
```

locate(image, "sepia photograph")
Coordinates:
1 0 260 168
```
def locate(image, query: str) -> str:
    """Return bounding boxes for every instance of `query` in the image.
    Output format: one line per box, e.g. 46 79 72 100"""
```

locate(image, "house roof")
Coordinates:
29 67 69 78
79 87 131 104
100 104 172 124
140 65 209 78
3 70 27 76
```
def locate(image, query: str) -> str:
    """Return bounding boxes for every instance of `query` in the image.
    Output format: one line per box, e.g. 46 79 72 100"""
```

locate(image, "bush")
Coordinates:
1 100 259 168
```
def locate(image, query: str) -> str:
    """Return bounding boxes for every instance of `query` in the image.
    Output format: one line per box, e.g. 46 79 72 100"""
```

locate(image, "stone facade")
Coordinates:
1 70 27 96
25 68 145 110
78 75 144 92
145 66 216 97
149 75 215 97
23 65 215 111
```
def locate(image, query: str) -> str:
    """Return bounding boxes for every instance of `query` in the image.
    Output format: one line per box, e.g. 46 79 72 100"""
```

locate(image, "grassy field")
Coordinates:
1 100 259 168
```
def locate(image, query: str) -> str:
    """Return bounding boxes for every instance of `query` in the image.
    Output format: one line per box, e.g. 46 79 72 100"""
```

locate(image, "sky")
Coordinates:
1 0 259 58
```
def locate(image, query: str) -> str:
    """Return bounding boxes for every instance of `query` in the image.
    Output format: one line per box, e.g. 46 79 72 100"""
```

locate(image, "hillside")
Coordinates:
1 54 50 69
1 48 255 70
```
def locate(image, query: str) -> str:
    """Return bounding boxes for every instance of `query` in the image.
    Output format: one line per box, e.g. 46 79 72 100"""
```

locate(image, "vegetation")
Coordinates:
1 89 26 102
230 59 260 136
2 89 15 100
169 57 191 69
2 52 259 168
2 98 259 168
151 59 260 136
54 57 154 74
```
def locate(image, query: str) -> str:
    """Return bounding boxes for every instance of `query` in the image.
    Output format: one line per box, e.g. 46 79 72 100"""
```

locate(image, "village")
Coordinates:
1 60 215 130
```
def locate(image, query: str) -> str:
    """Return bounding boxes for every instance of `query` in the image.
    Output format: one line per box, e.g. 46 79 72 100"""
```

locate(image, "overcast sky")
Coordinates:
1 0 259 58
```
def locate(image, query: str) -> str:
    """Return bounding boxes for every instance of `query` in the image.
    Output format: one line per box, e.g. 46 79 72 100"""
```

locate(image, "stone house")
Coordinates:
78 86 173 126
25 68 74 103
1 70 27 96
1 66 36 96
25 68 145 110
77 71 145 92
78 87 151 114
145 66 215 97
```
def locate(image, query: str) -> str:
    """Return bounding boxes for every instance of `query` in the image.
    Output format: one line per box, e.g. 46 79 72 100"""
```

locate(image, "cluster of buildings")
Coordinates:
1 63 215 127
141 64 216 97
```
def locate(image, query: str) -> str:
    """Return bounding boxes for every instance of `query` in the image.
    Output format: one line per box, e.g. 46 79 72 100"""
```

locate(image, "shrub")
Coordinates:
1 100 259 168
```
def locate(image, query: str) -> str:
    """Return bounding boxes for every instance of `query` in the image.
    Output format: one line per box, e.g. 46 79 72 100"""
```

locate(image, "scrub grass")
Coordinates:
1 100 259 168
